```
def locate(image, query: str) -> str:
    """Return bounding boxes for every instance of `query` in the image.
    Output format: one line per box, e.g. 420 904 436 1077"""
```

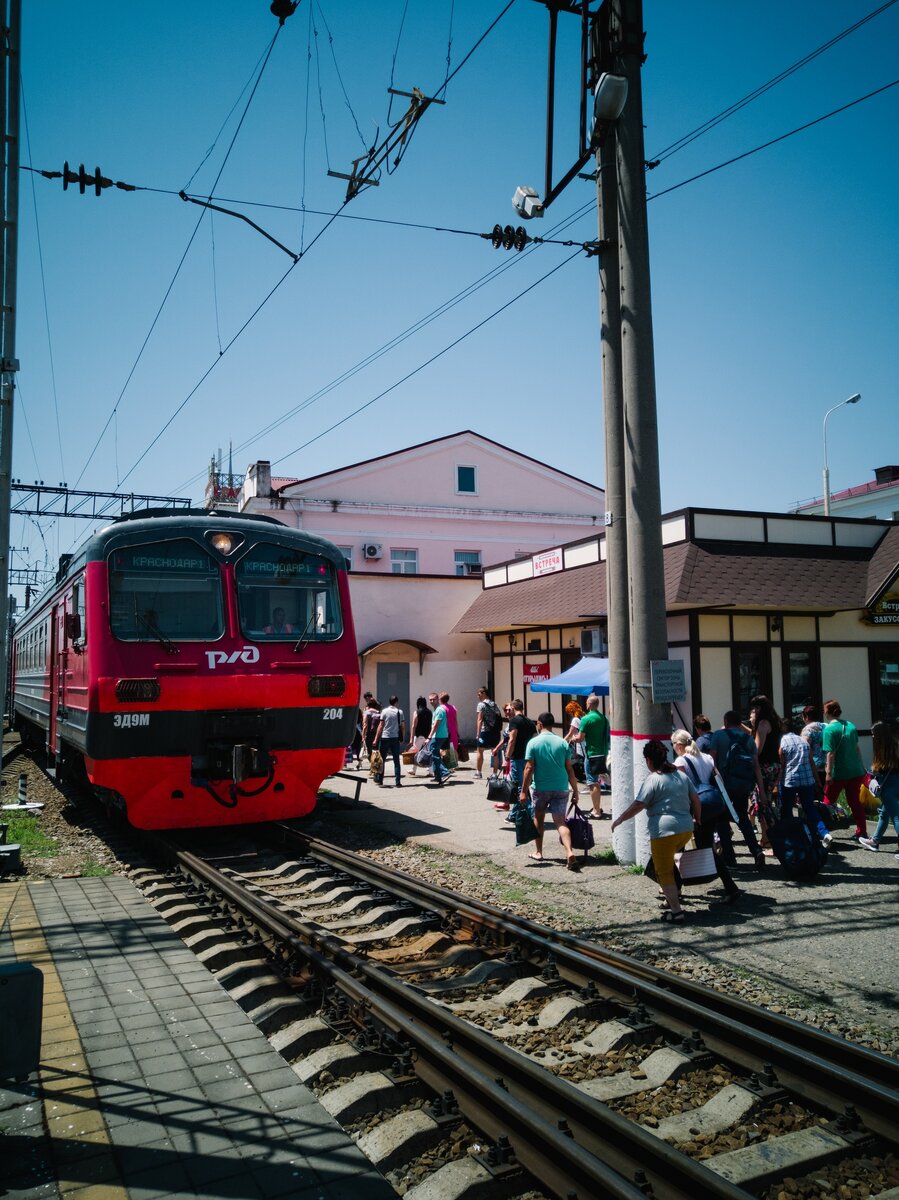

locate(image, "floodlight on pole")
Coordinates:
512 185 544 220
822 393 861 516
589 73 628 148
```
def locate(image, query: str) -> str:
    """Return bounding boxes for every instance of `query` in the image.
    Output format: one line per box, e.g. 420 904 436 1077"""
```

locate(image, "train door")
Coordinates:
377 662 410 732
48 601 67 757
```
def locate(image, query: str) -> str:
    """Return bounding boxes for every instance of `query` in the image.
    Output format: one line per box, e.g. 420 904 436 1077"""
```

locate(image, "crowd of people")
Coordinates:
613 696 897 921
350 687 611 800
347 688 897 916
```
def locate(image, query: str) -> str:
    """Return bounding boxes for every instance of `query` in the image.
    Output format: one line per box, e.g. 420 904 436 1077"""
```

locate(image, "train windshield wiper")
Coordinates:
293 613 315 655
137 612 179 655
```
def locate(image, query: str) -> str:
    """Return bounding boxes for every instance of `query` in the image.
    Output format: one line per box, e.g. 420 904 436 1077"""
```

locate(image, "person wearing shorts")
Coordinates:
521 712 582 871
574 695 610 818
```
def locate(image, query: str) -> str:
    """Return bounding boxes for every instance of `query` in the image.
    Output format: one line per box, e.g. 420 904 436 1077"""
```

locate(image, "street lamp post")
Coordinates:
822 393 861 516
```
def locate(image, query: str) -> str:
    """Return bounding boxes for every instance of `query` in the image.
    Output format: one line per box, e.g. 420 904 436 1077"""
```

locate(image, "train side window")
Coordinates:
72 579 87 647
235 543 343 641
108 539 225 641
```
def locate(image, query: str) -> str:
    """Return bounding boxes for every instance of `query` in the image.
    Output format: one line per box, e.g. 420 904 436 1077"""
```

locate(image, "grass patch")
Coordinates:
593 848 618 865
80 862 112 878
2 814 58 856
625 863 645 875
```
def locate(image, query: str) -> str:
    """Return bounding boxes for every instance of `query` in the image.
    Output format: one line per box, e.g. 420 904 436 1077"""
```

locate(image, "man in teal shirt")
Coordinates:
521 712 582 871
572 695 610 820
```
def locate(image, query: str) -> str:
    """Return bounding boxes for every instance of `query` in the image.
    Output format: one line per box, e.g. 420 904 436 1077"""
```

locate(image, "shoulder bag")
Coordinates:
564 794 595 852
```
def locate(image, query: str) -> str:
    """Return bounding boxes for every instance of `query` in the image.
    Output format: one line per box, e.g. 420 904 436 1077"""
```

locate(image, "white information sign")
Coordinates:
532 548 563 577
650 659 686 704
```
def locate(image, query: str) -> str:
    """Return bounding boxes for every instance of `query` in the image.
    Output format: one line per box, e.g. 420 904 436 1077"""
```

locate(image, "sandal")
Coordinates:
660 910 686 924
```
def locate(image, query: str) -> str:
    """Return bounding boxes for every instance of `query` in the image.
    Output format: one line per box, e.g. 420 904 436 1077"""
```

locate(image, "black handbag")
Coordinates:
487 774 514 803
512 801 538 846
565 795 595 852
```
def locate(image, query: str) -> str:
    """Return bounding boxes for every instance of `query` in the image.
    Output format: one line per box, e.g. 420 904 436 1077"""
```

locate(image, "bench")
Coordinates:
328 771 365 803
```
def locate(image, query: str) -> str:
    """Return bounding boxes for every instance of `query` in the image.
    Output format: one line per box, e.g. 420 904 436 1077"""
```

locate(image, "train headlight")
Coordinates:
308 675 345 698
207 531 242 555
115 678 161 702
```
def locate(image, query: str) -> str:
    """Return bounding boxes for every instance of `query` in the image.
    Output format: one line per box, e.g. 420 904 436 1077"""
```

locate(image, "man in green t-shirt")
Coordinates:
821 698 868 840
572 695 610 820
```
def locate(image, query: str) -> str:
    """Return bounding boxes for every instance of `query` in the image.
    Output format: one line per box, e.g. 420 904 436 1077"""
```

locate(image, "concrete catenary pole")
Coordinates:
596 130 634 863
0 0 21 721
612 0 671 855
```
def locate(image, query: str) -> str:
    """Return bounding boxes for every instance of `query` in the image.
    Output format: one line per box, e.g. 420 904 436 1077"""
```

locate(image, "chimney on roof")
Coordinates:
249 460 272 498
873 465 899 485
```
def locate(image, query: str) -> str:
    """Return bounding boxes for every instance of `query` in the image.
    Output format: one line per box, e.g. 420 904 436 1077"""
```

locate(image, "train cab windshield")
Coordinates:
109 539 225 642
236 543 342 642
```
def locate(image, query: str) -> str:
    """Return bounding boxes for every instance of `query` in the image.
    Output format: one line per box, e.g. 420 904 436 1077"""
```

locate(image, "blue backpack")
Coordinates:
721 729 756 799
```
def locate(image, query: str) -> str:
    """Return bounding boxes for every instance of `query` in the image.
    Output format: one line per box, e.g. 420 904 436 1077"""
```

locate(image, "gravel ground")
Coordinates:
1 746 120 878
3 743 897 1059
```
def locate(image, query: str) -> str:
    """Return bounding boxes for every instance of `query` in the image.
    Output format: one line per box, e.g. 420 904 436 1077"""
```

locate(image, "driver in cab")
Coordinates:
264 606 295 636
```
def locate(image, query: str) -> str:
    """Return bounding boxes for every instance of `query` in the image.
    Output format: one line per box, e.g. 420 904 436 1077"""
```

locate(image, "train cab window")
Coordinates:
70 580 87 648
108 539 224 642
236 543 343 642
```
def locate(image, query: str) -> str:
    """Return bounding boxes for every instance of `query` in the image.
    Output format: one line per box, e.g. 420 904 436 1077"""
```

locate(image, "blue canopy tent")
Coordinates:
529 657 610 696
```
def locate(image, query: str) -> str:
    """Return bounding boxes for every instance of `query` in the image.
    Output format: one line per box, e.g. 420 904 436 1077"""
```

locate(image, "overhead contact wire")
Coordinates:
649 0 898 164
272 249 581 468
648 79 899 202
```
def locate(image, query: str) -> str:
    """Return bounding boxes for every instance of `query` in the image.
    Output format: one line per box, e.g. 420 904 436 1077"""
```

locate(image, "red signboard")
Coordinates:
523 661 550 683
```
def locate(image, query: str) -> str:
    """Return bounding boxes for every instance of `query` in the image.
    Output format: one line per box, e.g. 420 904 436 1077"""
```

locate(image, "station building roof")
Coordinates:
452 509 899 634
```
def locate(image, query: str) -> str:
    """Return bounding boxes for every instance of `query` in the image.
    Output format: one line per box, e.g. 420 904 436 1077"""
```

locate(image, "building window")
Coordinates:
390 548 418 575
731 645 770 719
337 546 353 570
455 550 482 577
782 647 820 730
456 464 477 494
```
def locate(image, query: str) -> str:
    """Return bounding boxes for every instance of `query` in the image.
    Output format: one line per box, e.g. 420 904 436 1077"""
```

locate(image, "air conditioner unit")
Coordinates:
464 563 483 576
362 543 382 561
581 628 604 656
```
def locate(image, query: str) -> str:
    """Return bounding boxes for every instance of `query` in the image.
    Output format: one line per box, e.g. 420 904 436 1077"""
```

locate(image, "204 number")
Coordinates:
322 707 344 720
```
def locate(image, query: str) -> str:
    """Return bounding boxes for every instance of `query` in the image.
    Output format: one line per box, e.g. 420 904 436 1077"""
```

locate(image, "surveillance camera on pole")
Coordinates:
512 185 544 220
590 72 628 148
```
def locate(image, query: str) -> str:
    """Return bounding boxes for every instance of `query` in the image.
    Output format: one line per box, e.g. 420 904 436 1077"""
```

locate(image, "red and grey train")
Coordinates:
11 510 359 828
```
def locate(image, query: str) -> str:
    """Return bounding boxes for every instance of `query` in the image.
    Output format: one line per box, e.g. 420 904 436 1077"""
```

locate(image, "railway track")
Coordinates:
130 824 899 1200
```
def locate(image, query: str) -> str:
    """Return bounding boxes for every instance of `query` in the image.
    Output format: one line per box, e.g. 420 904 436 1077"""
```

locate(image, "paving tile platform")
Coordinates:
0 876 395 1199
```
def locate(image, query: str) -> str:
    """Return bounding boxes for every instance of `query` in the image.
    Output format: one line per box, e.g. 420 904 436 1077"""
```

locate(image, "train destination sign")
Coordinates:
113 544 215 574
239 553 331 579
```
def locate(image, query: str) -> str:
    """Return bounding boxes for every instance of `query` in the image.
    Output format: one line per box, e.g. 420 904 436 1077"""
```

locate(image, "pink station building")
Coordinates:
207 432 606 737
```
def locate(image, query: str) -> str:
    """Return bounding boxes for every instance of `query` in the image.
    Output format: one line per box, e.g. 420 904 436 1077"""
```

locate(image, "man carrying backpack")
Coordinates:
474 687 503 779
709 710 767 870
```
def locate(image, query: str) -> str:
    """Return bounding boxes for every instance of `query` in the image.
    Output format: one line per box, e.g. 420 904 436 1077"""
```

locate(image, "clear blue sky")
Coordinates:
14 1 898 589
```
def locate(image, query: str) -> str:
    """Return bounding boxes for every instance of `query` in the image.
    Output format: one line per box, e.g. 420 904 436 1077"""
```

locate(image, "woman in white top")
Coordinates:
671 729 741 903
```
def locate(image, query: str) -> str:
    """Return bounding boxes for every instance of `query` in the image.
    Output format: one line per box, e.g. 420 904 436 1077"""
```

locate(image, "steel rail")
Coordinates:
267 827 899 1141
174 844 751 1200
